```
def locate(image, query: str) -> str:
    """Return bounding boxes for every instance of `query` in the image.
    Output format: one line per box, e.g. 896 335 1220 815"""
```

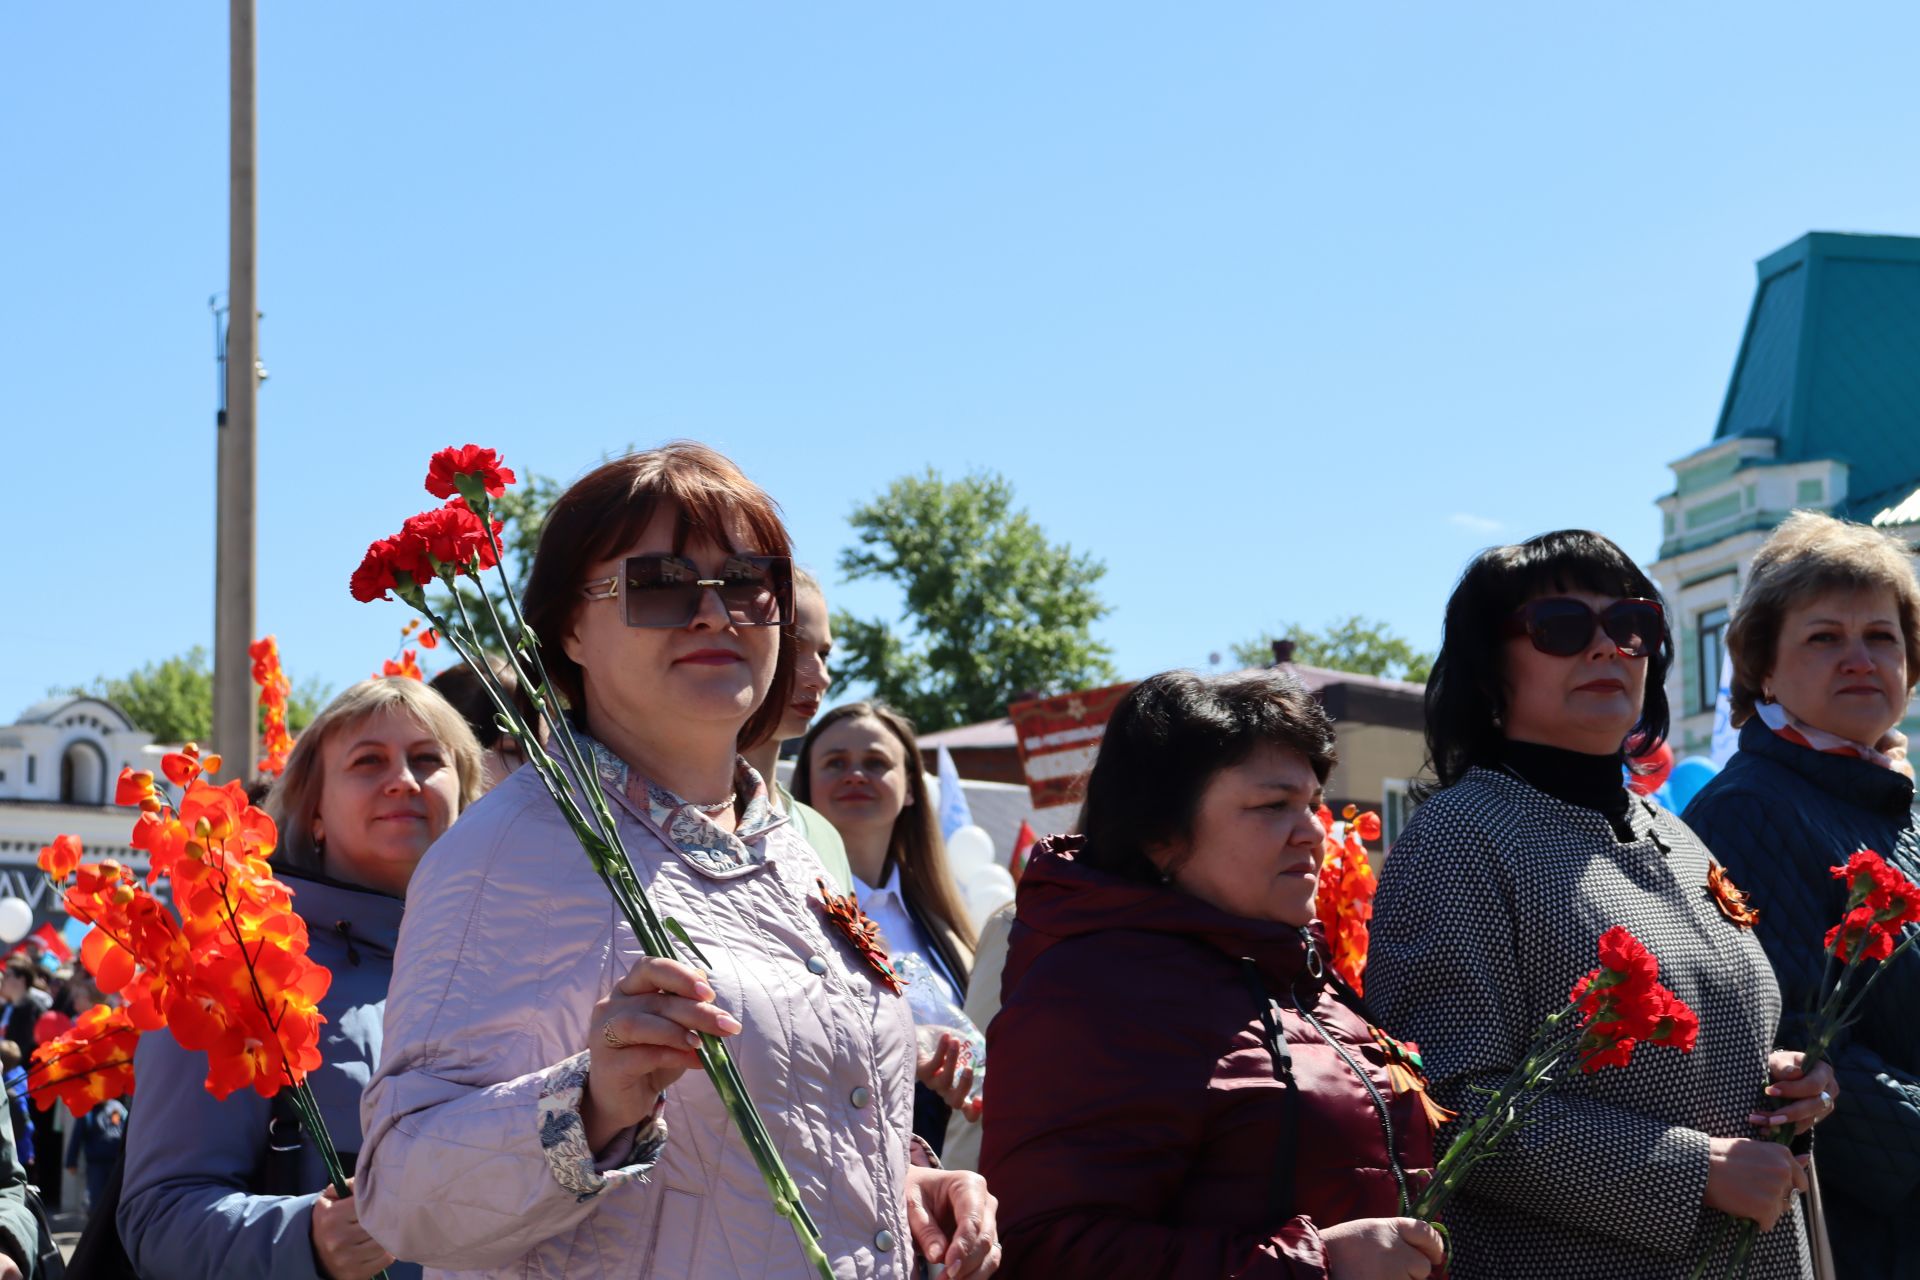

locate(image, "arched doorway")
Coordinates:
59 740 107 806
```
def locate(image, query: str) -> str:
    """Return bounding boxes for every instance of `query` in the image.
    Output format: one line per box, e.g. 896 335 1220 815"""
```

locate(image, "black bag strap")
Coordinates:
1238 958 1299 1226
259 1088 308 1199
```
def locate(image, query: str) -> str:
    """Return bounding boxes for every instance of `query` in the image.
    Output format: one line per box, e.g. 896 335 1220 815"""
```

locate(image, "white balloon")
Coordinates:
945 825 996 876
962 864 1016 930
0 898 32 946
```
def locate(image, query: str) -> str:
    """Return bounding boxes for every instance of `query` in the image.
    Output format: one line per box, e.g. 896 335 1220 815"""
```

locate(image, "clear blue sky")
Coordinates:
6 3 1920 727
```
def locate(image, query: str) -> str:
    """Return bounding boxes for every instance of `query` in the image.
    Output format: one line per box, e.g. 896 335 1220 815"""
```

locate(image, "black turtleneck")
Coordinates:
1497 738 1634 841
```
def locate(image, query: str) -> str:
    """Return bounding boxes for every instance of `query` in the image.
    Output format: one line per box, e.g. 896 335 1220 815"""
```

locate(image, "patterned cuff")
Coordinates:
908 1133 942 1169
536 1050 668 1203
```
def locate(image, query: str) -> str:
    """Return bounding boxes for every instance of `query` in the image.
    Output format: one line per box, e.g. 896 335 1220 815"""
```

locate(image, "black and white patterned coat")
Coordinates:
1367 768 1812 1280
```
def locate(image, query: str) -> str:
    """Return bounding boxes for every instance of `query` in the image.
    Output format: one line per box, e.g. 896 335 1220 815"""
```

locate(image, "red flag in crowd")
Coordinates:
29 923 71 964
1010 820 1037 883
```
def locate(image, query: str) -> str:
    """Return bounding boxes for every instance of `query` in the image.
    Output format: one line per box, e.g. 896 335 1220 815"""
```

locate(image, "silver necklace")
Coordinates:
688 792 737 814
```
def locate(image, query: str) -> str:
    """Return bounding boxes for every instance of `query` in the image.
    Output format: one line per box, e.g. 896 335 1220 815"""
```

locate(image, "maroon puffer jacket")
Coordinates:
981 836 1435 1280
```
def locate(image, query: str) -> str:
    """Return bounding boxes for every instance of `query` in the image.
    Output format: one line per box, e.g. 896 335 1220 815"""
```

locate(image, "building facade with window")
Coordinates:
1652 232 1920 757
0 697 159 928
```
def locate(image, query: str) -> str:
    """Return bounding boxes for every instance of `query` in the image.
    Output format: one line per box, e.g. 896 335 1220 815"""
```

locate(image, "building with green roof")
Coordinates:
1652 232 1920 757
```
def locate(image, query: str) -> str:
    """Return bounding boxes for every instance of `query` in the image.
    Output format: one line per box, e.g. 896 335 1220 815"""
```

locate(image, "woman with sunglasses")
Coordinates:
1365 530 1833 1280
357 443 999 1279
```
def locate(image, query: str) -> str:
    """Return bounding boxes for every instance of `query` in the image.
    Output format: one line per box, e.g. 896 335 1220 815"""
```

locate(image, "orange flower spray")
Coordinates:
1314 804 1382 994
250 635 295 777
30 745 369 1269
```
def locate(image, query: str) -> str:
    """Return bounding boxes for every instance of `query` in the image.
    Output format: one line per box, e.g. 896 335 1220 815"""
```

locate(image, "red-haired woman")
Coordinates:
357 443 998 1279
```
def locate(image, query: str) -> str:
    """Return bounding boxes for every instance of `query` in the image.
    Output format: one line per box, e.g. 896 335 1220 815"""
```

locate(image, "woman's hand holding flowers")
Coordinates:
1748 1050 1838 1136
311 1178 397 1280
1321 1217 1447 1279
581 956 742 1151
904 1166 1000 1278
1704 1138 1808 1233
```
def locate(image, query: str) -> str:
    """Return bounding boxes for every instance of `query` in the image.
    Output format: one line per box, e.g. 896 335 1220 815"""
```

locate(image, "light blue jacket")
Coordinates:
117 870 422 1280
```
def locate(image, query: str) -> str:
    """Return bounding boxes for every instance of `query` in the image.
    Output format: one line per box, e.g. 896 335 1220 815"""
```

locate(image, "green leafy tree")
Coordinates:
1232 615 1435 683
832 469 1118 731
69 647 216 743
66 647 333 745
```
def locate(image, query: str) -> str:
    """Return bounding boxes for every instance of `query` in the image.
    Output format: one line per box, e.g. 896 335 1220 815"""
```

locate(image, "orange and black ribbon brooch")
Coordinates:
1707 863 1761 928
815 878 907 994
1371 1026 1458 1131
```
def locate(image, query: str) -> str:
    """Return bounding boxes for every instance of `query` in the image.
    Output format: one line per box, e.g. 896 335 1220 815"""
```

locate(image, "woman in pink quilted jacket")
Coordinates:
356 442 999 1279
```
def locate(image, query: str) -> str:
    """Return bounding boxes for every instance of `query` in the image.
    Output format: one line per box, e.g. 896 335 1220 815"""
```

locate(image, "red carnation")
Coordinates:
1571 927 1697 1073
1826 905 1897 964
425 445 516 501
350 538 401 602
1596 926 1660 993
398 500 501 576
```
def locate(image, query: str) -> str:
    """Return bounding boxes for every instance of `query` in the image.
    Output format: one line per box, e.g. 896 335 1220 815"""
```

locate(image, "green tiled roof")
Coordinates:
1715 233 1920 519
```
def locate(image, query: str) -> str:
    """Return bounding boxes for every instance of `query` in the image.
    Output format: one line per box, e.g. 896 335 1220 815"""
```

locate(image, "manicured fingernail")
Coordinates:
695 981 715 1001
1765 1085 1783 1097
717 1012 742 1034
685 1030 702 1046
1748 1114 1767 1125
1770 1114 1789 1125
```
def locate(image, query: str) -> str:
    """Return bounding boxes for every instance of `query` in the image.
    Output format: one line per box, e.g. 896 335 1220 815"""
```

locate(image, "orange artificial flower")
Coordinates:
38 835 82 882
115 768 158 810
1315 812 1383 995
32 757 333 1112
380 649 424 681
29 1005 138 1117
251 636 296 777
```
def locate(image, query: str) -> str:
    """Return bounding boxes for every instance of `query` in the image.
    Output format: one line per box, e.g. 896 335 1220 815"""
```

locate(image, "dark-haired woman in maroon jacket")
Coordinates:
981 669 1443 1280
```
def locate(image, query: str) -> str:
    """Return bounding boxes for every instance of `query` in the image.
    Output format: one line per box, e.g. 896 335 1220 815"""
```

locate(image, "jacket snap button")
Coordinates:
805 955 828 975
850 1086 871 1109
874 1230 895 1252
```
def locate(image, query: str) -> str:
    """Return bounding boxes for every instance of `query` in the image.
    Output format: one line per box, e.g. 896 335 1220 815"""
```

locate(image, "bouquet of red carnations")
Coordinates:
1700 849 1920 1277
1415 927 1700 1236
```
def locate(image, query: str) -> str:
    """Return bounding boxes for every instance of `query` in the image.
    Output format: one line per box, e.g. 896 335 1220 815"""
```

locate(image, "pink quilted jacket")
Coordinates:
356 762 917 1279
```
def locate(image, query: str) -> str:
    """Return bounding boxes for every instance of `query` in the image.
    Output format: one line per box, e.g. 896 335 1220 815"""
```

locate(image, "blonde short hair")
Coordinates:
268 677 486 875
1726 511 1920 725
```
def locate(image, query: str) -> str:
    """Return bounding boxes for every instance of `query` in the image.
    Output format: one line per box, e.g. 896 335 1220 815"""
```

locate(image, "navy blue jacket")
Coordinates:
1685 719 1920 1280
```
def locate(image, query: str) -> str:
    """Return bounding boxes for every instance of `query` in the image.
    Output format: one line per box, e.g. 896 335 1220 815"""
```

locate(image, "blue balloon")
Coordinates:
1665 757 1720 812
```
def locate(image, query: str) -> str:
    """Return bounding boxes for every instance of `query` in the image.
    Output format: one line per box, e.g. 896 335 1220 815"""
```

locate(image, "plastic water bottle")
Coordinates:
892 951 986 1104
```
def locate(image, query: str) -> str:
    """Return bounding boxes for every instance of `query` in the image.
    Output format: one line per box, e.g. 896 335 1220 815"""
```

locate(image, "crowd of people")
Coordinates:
7 442 1916 1280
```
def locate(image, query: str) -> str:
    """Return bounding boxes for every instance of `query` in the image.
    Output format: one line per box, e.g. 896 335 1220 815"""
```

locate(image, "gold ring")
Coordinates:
603 1020 627 1049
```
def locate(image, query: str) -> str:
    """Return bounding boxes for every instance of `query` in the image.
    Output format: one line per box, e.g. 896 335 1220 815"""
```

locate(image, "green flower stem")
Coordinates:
1715 925 1920 1278
1686 1217 1734 1280
412 576 834 1279
1413 1003 1583 1221
285 1080 391 1280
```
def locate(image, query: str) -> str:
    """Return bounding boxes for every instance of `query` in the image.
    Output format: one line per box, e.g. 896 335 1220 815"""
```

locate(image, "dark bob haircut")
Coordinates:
1076 669 1337 884
519 442 796 751
1424 529 1672 789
